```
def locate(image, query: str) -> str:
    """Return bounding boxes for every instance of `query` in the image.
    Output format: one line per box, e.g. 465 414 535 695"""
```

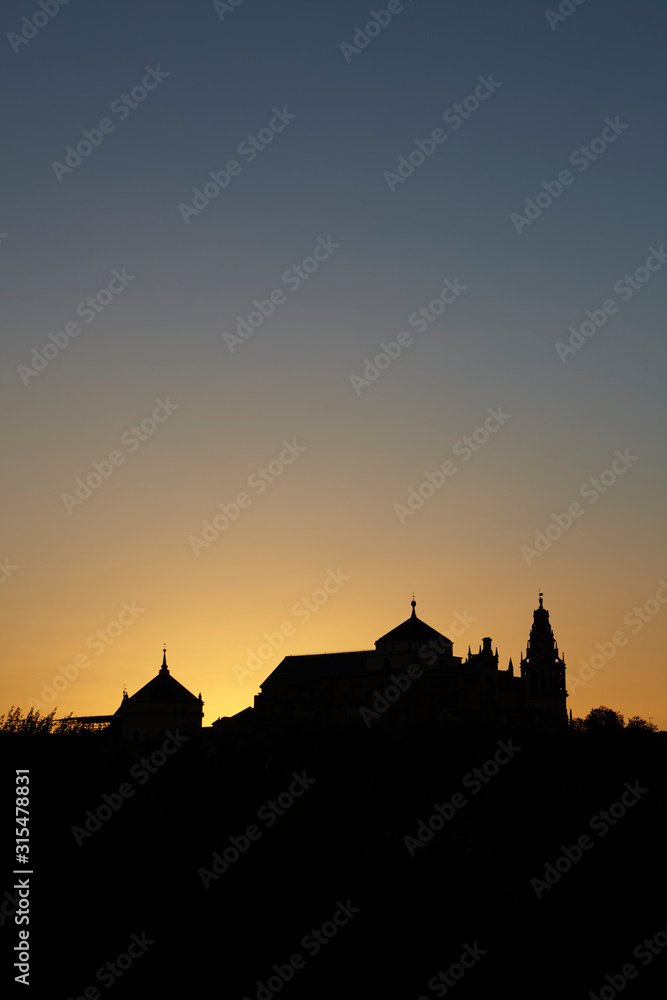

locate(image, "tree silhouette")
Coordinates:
0 705 90 734
582 705 625 731
570 706 658 734
625 715 658 733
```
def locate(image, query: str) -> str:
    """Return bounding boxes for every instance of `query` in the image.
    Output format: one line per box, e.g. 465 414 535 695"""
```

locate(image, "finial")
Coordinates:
538 592 543 609
161 645 168 670
410 595 416 617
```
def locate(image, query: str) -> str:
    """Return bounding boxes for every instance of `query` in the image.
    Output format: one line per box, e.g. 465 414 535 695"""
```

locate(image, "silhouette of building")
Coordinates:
116 648 204 742
68 598 567 738
236 595 567 731
520 594 568 728
66 649 203 741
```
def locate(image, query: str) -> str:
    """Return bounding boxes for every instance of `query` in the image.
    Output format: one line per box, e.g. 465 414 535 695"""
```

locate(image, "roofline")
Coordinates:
277 649 374 658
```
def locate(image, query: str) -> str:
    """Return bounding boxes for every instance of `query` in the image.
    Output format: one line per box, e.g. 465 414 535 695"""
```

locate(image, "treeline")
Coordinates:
570 705 659 733
0 703 661 735
0 705 95 734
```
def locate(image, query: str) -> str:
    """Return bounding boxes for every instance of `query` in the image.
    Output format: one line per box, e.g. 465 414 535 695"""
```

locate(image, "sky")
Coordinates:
1 0 666 728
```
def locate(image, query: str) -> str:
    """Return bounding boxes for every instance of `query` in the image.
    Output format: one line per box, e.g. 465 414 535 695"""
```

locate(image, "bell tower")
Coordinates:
520 594 567 727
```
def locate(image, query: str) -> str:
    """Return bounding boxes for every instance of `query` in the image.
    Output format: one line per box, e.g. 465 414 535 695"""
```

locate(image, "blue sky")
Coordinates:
2 0 667 726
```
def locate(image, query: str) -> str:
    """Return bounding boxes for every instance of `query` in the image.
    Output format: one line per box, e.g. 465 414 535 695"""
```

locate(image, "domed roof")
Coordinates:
375 600 451 649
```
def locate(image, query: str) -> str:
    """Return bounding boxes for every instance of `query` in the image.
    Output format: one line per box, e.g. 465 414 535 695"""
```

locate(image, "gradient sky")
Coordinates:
1 0 666 728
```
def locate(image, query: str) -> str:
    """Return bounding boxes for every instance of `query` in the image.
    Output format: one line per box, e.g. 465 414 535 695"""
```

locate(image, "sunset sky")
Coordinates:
1 0 666 728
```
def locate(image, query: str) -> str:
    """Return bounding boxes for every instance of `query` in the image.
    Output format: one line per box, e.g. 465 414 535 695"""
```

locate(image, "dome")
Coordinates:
375 600 452 653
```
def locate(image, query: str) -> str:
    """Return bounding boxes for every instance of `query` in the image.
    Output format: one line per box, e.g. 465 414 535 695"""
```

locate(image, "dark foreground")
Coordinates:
1 722 666 998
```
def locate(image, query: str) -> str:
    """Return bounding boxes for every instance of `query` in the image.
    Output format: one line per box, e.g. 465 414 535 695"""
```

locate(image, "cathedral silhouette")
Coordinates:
71 595 567 739
225 593 568 733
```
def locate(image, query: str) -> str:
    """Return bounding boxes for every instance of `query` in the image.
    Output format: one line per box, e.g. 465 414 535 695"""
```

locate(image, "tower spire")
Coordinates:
520 595 566 726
